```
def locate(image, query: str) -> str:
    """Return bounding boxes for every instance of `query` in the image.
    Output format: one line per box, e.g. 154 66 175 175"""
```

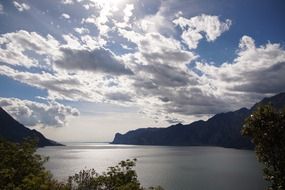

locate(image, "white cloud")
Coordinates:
13 1 30 12
0 30 61 68
196 35 285 102
81 1 113 37
133 3 175 35
80 34 106 48
1 0 284 127
138 13 169 33
74 27 89 34
0 97 79 127
82 4 90 10
173 14 232 49
61 13 71 19
115 3 135 29
238 35 255 50
62 33 82 49
118 29 208 121
119 30 197 70
61 0 74 4
0 29 134 104
123 4 134 23
0 30 132 76
0 65 89 101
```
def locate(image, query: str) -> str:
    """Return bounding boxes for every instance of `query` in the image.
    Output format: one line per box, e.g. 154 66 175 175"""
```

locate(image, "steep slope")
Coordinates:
0 107 63 147
112 92 285 149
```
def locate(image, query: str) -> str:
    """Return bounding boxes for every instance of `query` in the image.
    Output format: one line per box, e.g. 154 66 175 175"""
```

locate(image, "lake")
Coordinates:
37 143 266 190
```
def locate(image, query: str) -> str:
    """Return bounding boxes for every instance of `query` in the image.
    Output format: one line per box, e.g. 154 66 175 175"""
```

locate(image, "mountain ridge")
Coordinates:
111 92 285 149
0 107 63 147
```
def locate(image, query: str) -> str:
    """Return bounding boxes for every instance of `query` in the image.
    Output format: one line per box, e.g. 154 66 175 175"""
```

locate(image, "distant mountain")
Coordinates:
0 107 63 147
112 92 285 149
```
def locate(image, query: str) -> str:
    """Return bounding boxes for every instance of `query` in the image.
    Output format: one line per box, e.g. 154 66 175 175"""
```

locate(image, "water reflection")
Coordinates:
37 143 266 190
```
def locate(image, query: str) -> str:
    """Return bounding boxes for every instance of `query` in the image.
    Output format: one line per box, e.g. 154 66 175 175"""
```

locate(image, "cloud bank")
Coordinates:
0 0 284 126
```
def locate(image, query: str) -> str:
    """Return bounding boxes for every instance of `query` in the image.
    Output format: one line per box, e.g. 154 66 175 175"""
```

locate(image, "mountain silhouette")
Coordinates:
112 92 285 149
0 107 63 147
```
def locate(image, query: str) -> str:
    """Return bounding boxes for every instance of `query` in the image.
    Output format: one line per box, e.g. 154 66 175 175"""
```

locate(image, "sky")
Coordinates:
0 0 285 142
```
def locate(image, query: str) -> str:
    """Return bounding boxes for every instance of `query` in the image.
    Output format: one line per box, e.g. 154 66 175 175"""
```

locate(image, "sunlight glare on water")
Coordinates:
37 143 266 190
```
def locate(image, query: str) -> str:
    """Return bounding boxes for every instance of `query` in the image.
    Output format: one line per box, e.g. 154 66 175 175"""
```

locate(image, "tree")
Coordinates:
65 159 163 190
242 105 285 190
0 139 163 190
0 139 61 190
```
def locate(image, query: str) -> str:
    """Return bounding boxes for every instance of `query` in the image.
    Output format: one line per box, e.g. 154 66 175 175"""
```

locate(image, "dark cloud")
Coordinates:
159 97 170 102
56 48 134 75
42 79 90 100
105 92 133 102
162 90 234 115
135 63 197 88
230 62 285 94
130 62 231 115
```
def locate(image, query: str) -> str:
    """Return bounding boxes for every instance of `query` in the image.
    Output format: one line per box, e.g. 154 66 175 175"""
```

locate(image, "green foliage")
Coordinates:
66 159 141 190
65 158 163 190
0 139 61 190
0 139 163 190
242 105 285 190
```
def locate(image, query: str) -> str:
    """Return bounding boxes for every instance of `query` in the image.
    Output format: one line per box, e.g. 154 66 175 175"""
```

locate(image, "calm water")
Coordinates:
37 143 266 190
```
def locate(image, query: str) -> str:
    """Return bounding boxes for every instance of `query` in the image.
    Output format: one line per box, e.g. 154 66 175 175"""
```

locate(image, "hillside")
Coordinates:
0 107 63 147
112 93 285 149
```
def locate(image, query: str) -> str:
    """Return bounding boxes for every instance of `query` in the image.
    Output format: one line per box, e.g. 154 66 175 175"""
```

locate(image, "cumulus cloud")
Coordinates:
118 28 219 120
55 47 134 75
74 27 89 34
114 5 132 28
13 1 30 12
0 30 130 75
81 1 114 37
0 65 90 101
0 30 60 67
123 4 134 23
196 35 285 102
61 0 74 5
0 97 79 127
61 33 82 49
117 15 233 121
173 14 232 49
1 0 284 126
121 32 285 122
119 30 197 69
61 13 71 19
0 31 134 104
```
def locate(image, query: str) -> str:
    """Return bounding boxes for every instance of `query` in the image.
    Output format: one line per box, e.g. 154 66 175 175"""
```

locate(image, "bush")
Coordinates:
0 139 163 190
0 139 58 190
242 105 285 190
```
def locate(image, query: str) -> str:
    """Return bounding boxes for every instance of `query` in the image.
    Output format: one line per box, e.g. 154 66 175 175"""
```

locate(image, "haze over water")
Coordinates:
38 143 266 190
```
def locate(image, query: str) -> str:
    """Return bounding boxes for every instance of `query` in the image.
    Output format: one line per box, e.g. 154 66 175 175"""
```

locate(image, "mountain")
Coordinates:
112 92 285 149
0 107 63 147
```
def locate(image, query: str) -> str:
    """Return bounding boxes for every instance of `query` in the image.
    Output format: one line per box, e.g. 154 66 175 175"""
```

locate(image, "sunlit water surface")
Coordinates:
37 143 266 190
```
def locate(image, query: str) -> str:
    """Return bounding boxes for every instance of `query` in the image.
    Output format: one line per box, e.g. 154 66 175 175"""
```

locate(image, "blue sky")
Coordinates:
0 0 285 141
